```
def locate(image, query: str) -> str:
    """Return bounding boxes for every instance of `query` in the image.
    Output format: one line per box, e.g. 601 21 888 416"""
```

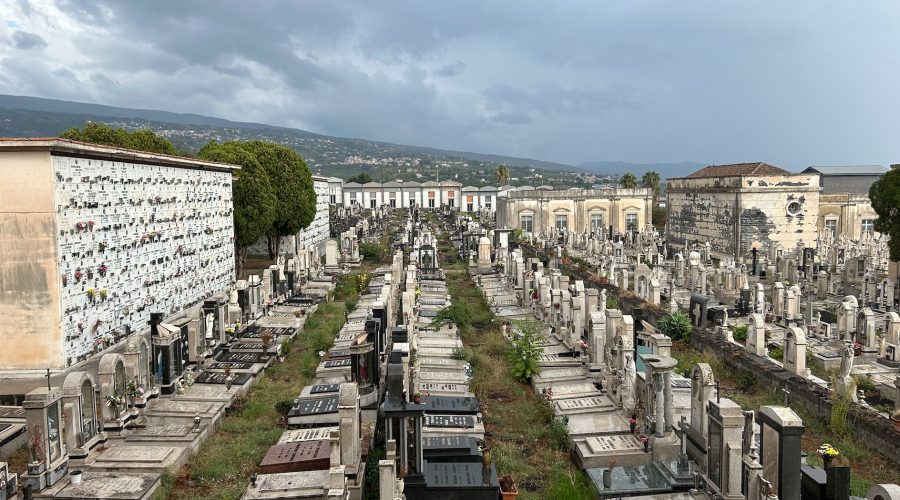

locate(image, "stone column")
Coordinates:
654 372 665 438
664 370 674 432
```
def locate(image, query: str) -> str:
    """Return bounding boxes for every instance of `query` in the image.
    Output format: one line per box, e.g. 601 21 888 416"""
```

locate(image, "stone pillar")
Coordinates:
654 372 665 438
664 370 674 432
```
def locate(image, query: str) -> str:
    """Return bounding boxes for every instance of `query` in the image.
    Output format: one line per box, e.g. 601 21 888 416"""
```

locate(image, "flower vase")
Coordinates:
481 448 492 467
602 468 612 488
823 455 833 469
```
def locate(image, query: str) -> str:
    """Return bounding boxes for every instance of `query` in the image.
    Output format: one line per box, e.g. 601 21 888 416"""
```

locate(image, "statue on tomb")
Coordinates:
838 342 854 382
230 289 238 305
623 354 636 406
835 343 858 403
205 313 214 340
742 410 755 457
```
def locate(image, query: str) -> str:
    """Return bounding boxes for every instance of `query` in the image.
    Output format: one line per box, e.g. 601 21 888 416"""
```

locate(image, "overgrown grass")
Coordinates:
439 234 593 499
161 277 357 500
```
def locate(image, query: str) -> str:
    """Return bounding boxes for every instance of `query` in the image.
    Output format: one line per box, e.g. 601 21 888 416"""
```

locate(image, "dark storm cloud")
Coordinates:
0 0 898 167
10 29 45 49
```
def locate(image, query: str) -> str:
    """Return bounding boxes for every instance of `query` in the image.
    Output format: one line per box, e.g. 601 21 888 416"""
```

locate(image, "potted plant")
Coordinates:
499 475 518 499
86 288 96 302
99 288 108 301
98 264 108 277
412 392 422 404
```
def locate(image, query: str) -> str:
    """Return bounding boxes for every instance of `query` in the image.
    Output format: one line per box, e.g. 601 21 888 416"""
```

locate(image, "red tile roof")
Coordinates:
687 162 789 178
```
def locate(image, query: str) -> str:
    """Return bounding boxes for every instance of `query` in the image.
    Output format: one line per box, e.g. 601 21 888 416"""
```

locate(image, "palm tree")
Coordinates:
642 170 663 228
621 172 638 189
641 171 661 201
496 164 510 186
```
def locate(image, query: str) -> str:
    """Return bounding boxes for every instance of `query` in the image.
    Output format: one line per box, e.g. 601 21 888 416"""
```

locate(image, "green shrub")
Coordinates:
548 417 570 451
732 325 748 341
658 311 692 341
769 346 784 361
855 375 876 393
359 242 385 262
508 320 543 383
274 400 293 417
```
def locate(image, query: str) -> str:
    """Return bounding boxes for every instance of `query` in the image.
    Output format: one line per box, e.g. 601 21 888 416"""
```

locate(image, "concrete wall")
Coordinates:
667 174 820 259
0 150 61 371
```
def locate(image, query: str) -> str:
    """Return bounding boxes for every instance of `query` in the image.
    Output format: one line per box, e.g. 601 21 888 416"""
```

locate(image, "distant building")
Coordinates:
327 176 344 206
496 186 653 235
801 165 886 240
801 165 889 195
342 180 466 209
666 163 821 259
461 185 498 212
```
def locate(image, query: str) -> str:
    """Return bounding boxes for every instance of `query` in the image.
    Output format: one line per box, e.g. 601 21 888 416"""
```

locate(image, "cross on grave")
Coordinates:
45 368 51 391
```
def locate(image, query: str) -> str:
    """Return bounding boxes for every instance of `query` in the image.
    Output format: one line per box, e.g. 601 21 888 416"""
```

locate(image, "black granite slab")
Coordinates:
288 397 339 417
310 384 340 394
424 415 476 428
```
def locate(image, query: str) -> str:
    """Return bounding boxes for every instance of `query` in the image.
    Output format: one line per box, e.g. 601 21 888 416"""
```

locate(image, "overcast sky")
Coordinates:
1 1 898 168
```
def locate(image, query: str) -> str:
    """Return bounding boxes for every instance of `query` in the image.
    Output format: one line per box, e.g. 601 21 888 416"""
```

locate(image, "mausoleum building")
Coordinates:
495 186 654 235
666 163 821 259
0 138 239 371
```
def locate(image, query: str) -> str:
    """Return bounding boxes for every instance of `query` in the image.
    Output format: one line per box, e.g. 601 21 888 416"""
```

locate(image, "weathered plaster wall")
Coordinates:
0 150 61 371
667 175 820 258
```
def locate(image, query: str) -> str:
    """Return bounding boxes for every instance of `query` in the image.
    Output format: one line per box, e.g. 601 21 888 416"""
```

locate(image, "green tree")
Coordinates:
869 169 899 259
243 141 316 259
199 141 276 276
620 172 638 189
642 171 666 228
61 122 181 156
495 164 510 186
641 171 661 200
347 172 373 184
657 310 692 341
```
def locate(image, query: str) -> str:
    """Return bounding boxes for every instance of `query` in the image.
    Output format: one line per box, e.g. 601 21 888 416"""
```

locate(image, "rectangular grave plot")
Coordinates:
208 362 254 371
423 396 481 415
310 384 340 394
194 371 252 385
259 440 331 474
328 350 351 358
322 359 351 368
425 415 475 429
216 352 272 364
426 462 498 489
289 397 338 417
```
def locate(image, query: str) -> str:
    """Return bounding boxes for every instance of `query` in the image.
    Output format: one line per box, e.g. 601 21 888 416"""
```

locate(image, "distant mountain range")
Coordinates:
0 94 704 180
